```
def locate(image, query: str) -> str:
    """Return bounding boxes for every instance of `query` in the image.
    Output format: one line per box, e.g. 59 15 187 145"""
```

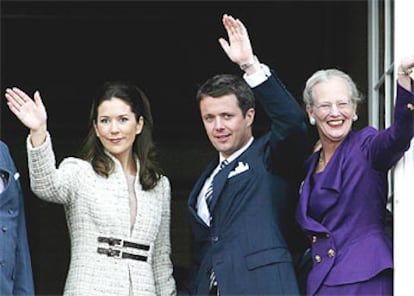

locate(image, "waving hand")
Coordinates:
218 14 258 72
5 87 48 146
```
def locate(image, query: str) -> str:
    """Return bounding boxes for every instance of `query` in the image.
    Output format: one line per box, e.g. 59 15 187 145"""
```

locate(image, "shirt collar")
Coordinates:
0 171 7 194
219 137 254 165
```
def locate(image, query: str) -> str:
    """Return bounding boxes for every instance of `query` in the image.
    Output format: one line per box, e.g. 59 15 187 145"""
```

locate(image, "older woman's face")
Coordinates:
307 77 356 145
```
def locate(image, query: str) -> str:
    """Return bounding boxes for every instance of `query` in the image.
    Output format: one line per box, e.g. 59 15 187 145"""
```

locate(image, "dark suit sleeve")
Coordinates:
251 71 307 177
251 72 309 283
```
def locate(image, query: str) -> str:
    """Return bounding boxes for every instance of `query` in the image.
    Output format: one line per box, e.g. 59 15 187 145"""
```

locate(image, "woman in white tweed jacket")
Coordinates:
5 82 176 296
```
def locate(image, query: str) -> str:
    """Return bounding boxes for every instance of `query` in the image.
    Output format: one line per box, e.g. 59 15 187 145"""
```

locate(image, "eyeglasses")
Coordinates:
313 101 352 113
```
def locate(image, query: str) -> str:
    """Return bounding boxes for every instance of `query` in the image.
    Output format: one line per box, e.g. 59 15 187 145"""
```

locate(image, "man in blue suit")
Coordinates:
185 14 307 295
0 140 34 295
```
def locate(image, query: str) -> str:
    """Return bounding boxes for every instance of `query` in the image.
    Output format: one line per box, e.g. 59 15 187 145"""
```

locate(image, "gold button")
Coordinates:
407 103 414 111
315 255 321 263
312 236 317 243
328 249 335 258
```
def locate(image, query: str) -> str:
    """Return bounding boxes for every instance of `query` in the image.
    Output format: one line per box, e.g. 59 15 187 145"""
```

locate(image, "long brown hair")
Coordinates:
79 81 162 190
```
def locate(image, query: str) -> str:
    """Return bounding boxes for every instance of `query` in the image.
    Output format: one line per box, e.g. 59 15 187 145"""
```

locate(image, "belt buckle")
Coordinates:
106 247 121 259
107 237 123 247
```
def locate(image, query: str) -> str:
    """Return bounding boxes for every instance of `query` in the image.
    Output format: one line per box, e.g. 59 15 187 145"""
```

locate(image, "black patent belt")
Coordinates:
97 236 150 261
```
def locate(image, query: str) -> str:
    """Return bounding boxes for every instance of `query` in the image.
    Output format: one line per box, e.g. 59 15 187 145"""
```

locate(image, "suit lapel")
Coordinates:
208 160 236 214
0 147 13 206
296 153 329 234
187 159 218 224
0 146 9 171
297 136 348 231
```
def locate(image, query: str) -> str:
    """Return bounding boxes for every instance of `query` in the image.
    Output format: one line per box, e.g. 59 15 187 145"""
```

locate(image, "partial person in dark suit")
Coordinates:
0 140 34 295
295 55 414 295
184 14 307 295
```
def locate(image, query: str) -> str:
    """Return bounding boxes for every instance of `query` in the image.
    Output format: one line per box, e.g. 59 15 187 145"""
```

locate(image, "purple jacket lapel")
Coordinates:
296 152 329 234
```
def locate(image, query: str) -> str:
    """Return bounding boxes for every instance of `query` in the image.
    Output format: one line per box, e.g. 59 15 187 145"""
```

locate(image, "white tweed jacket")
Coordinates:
27 134 176 296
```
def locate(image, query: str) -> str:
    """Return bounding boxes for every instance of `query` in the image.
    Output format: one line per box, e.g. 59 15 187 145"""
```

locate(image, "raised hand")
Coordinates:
397 54 414 91
5 87 48 146
218 14 255 67
399 55 414 73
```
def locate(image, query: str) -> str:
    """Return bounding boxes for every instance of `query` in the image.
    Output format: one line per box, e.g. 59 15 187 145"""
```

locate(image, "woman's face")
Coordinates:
307 77 356 145
94 97 144 161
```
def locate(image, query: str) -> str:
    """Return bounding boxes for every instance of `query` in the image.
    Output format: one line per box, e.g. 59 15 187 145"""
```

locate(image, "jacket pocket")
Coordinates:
245 247 292 270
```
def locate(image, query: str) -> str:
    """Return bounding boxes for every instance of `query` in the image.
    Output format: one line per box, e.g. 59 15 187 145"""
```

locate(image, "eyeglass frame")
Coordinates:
312 100 354 113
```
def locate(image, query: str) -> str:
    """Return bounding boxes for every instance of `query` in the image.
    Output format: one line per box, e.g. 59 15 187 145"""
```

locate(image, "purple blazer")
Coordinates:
296 82 414 295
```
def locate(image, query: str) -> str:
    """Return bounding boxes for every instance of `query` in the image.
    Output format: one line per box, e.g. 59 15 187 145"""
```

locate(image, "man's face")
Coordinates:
199 93 255 158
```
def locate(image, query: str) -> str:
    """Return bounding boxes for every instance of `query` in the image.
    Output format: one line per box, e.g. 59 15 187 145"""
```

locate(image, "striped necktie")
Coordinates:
205 159 229 210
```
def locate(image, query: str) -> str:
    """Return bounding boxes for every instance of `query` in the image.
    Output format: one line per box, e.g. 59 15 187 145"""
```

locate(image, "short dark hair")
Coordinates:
196 74 255 116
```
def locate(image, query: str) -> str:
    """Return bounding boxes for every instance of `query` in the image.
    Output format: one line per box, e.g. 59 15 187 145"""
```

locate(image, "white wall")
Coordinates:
393 0 414 294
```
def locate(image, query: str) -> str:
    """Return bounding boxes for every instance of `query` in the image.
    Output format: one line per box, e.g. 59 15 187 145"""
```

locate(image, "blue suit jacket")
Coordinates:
185 72 307 295
0 141 34 295
296 82 414 295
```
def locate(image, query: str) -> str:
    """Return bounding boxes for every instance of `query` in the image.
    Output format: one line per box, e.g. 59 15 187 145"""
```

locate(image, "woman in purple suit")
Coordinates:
296 55 414 295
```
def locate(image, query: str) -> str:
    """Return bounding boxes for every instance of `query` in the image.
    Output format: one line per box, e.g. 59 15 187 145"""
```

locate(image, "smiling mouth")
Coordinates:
215 134 230 142
327 120 344 127
110 138 122 143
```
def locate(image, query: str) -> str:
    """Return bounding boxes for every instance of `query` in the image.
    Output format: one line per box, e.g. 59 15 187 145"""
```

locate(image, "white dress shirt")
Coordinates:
0 172 6 193
197 137 254 226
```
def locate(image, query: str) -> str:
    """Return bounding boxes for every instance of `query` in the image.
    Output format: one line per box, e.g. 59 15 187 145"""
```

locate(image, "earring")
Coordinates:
352 113 358 121
309 117 316 125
